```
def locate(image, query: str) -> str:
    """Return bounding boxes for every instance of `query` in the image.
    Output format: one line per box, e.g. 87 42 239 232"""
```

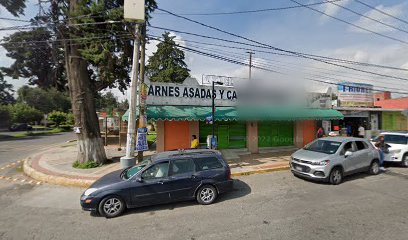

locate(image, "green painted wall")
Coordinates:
258 121 294 147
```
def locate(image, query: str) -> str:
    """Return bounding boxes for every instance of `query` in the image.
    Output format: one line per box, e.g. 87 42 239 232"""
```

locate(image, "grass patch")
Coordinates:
72 160 100 169
13 128 66 138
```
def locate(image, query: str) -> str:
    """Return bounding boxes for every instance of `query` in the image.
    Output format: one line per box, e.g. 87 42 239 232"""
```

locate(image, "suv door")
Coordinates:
168 158 200 201
131 161 171 207
354 141 370 169
194 156 226 181
341 141 359 173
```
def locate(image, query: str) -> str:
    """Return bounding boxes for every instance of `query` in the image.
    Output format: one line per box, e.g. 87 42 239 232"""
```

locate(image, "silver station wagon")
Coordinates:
290 137 380 184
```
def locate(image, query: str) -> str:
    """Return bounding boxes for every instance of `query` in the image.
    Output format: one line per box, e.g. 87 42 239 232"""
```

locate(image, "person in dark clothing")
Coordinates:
375 135 387 171
316 127 324 138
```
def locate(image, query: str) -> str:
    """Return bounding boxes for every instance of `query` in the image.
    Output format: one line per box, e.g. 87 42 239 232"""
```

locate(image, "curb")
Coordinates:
231 165 290 177
23 157 95 188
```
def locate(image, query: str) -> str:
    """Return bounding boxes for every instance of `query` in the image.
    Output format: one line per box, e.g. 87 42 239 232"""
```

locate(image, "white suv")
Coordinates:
371 132 408 167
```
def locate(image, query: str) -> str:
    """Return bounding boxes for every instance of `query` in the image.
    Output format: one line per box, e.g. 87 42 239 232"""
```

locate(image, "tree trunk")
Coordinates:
65 0 107 164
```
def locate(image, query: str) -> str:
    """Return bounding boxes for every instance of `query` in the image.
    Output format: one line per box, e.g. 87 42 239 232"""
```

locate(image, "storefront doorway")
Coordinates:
199 121 246 149
258 121 294 147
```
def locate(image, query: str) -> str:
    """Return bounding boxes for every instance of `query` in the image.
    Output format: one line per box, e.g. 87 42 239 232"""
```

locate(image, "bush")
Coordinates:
8 103 43 124
72 160 100 169
0 105 11 128
65 112 74 125
48 111 67 127
59 125 72 131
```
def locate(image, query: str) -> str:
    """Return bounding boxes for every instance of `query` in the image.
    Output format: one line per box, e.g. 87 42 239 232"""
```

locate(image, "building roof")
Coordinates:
374 97 408 109
122 105 344 121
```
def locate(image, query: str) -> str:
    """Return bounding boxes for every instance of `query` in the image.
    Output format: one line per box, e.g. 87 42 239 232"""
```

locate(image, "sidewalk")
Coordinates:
23 143 293 187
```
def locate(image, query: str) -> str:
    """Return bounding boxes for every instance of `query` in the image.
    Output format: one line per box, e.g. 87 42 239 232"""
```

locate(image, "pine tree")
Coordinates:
146 32 190 83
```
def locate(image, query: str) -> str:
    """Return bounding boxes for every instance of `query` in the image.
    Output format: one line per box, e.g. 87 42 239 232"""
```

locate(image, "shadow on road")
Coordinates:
92 179 251 218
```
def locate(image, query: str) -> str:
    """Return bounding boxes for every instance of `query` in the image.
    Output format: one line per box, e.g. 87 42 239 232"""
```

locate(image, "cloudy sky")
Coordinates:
2 0 408 100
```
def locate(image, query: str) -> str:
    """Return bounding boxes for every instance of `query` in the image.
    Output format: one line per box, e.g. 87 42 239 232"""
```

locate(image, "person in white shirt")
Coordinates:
358 125 365 138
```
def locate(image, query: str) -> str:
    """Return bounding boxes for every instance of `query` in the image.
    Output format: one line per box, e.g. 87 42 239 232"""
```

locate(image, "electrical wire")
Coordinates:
354 0 408 26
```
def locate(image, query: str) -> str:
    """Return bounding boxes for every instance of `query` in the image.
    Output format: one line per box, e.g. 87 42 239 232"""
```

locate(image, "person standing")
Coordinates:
358 125 365 138
191 135 199 149
346 124 352 137
316 127 324 138
375 135 386 171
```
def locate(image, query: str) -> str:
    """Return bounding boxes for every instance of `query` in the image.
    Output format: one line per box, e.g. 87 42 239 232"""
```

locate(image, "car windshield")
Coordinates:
383 135 408 145
123 159 151 179
304 140 342 154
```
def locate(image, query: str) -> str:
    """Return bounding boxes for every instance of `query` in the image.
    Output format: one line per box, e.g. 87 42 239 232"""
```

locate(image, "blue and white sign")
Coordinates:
136 127 148 151
337 82 374 107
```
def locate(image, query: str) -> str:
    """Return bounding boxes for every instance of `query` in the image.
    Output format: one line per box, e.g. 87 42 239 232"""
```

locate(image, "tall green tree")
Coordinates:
0 0 26 16
146 32 190 83
0 72 15 104
64 0 157 164
95 91 118 111
17 86 71 113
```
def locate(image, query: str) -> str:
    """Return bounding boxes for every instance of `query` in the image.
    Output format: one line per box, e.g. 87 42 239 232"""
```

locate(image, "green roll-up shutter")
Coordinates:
228 122 246 149
258 121 294 147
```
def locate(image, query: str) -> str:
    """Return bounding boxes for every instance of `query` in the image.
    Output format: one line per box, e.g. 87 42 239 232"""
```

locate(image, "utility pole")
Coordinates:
137 23 147 163
247 51 254 80
120 25 140 169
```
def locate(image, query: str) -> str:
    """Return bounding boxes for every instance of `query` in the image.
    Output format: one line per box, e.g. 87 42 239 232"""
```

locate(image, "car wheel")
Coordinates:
98 196 125 218
329 167 343 185
196 185 218 205
369 160 380 175
401 155 408 168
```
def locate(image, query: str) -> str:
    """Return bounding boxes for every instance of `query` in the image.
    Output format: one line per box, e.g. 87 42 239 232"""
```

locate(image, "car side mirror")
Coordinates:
136 177 143 183
344 151 353 157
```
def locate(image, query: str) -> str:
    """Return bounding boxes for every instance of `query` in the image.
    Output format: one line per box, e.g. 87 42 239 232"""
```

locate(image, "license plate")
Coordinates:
295 166 303 171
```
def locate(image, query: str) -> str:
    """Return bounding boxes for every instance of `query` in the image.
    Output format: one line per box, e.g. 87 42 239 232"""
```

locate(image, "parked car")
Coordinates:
80 149 233 218
290 137 380 185
371 132 408 167
8 123 33 131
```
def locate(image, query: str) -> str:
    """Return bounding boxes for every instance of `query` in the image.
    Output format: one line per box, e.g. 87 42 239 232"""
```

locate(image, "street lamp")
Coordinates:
212 81 223 149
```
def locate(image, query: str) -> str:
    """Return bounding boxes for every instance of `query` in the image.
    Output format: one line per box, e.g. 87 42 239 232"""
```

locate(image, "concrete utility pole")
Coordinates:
120 25 140 169
247 51 254 80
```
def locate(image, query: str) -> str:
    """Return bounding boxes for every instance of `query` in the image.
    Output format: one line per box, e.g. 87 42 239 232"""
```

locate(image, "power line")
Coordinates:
354 0 408 26
155 8 408 80
328 1 408 35
154 0 344 16
288 0 408 45
149 35 408 94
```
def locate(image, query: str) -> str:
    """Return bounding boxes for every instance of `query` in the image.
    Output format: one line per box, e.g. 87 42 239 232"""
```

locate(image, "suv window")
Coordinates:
170 159 195 176
141 162 169 180
341 142 354 155
355 141 368 150
384 135 408 145
194 157 223 171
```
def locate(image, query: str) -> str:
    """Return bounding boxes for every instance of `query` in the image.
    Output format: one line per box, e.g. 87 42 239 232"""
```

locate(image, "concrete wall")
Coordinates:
246 121 258 153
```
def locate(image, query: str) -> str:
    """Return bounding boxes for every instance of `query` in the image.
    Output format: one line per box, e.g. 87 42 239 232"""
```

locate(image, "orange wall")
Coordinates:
164 121 190 151
303 120 316 146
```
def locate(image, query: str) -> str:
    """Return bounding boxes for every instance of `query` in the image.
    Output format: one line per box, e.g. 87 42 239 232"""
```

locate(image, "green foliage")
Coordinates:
17 86 71 113
95 91 118 111
146 32 190 83
66 112 75 125
0 72 15 104
0 105 11 128
48 111 67 127
72 160 100 169
0 0 26 17
7 103 43 124
1 28 66 90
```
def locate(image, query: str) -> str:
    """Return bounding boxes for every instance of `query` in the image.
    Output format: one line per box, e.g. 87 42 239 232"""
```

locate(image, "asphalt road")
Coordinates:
0 167 408 240
0 132 75 165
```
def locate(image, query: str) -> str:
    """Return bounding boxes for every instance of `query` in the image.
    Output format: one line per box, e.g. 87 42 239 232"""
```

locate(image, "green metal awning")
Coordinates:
122 105 343 121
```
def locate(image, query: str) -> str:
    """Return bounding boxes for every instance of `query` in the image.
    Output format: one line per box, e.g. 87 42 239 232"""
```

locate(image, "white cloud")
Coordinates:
351 3 406 33
319 0 351 23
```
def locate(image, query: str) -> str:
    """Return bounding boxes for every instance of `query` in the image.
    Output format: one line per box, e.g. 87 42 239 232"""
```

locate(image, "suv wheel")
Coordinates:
196 185 218 205
98 196 125 218
329 167 343 185
402 155 408 168
369 160 380 175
